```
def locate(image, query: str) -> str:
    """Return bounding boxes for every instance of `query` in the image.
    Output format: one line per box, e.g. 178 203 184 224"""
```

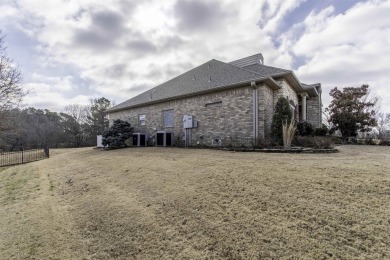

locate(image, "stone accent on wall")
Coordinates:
273 79 300 122
306 94 322 128
109 85 256 146
274 80 299 106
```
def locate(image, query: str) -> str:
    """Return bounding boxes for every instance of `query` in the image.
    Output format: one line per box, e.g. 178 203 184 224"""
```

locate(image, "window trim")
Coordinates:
162 109 174 128
138 114 146 126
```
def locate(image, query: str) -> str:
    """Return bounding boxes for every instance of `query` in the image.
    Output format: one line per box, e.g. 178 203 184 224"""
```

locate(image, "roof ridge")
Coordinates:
153 59 215 87
215 59 270 78
227 61 271 78
253 63 291 73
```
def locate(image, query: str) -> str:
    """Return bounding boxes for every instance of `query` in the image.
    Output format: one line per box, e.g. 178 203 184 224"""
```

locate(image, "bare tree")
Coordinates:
0 31 25 142
63 104 91 147
376 112 390 140
64 104 89 125
0 32 24 111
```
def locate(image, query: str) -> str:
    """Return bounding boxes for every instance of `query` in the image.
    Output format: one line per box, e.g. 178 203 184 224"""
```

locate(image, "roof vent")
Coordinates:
193 75 196 80
208 76 211 82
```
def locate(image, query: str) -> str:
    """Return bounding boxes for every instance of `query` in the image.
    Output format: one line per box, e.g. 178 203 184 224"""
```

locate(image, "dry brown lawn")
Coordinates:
0 145 390 259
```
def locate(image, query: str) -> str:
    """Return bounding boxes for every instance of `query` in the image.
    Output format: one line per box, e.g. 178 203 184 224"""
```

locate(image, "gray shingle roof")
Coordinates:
107 53 320 112
108 59 271 112
241 64 291 78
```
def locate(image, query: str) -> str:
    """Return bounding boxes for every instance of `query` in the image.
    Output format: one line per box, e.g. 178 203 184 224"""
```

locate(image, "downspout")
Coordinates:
251 81 259 141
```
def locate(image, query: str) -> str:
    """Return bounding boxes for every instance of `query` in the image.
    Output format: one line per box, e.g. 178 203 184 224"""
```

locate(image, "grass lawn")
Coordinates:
0 145 390 259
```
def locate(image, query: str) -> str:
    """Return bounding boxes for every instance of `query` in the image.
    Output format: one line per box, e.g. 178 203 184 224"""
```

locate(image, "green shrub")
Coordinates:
271 97 293 145
256 138 273 149
328 136 344 145
297 121 314 136
102 119 134 147
314 124 328 136
365 138 377 145
379 140 390 146
293 136 334 149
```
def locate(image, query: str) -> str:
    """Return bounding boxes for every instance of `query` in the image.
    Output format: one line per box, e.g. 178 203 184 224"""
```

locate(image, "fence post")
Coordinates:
44 147 50 158
21 147 24 164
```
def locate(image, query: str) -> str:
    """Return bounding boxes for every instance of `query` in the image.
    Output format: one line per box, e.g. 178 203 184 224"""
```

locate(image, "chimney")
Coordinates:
258 53 264 65
229 53 264 68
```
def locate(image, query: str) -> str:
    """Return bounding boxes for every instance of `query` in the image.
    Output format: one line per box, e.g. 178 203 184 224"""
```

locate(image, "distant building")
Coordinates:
106 53 322 146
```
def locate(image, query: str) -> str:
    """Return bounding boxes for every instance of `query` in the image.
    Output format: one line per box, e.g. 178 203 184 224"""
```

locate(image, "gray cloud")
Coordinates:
73 29 111 49
91 10 123 32
145 62 194 83
125 35 185 56
174 0 226 31
165 62 194 78
126 39 157 54
102 63 131 78
128 84 151 92
73 9 125 49
161 35 185 49
146 68 163 80
118 0 141 14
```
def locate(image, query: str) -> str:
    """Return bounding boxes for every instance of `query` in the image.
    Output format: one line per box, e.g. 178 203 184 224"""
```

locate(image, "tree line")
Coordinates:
0 98 112 149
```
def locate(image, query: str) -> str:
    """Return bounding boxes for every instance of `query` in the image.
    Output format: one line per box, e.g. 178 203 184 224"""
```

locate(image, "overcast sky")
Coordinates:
1 0 389 113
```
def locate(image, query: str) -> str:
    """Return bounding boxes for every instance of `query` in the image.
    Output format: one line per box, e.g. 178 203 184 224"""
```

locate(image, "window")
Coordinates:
138 114 146 126
162 109 174 128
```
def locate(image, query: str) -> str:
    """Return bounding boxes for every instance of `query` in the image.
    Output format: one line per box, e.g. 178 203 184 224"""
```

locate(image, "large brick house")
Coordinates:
106 53 322 146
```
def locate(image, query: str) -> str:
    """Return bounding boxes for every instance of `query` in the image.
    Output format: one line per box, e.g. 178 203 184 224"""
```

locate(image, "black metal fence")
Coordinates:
0 147 49 167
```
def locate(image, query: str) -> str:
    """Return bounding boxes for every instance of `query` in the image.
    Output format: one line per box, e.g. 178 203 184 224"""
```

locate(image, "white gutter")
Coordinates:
251 81 259 141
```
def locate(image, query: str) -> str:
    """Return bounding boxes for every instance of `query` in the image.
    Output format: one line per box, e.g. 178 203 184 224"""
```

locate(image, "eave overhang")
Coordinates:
106 76 280 113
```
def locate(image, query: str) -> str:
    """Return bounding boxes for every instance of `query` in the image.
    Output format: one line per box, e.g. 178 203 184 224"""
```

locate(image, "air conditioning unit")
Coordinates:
156 131 173 146
97 135 105 148
133 133 147 146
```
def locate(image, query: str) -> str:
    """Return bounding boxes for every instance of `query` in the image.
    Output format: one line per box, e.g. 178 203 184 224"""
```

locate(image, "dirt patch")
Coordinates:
1 145 390 259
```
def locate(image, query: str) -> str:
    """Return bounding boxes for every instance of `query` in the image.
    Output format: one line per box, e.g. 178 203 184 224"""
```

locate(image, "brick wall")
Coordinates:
109 85 256 146
306 94 322 128
108 80 320 146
